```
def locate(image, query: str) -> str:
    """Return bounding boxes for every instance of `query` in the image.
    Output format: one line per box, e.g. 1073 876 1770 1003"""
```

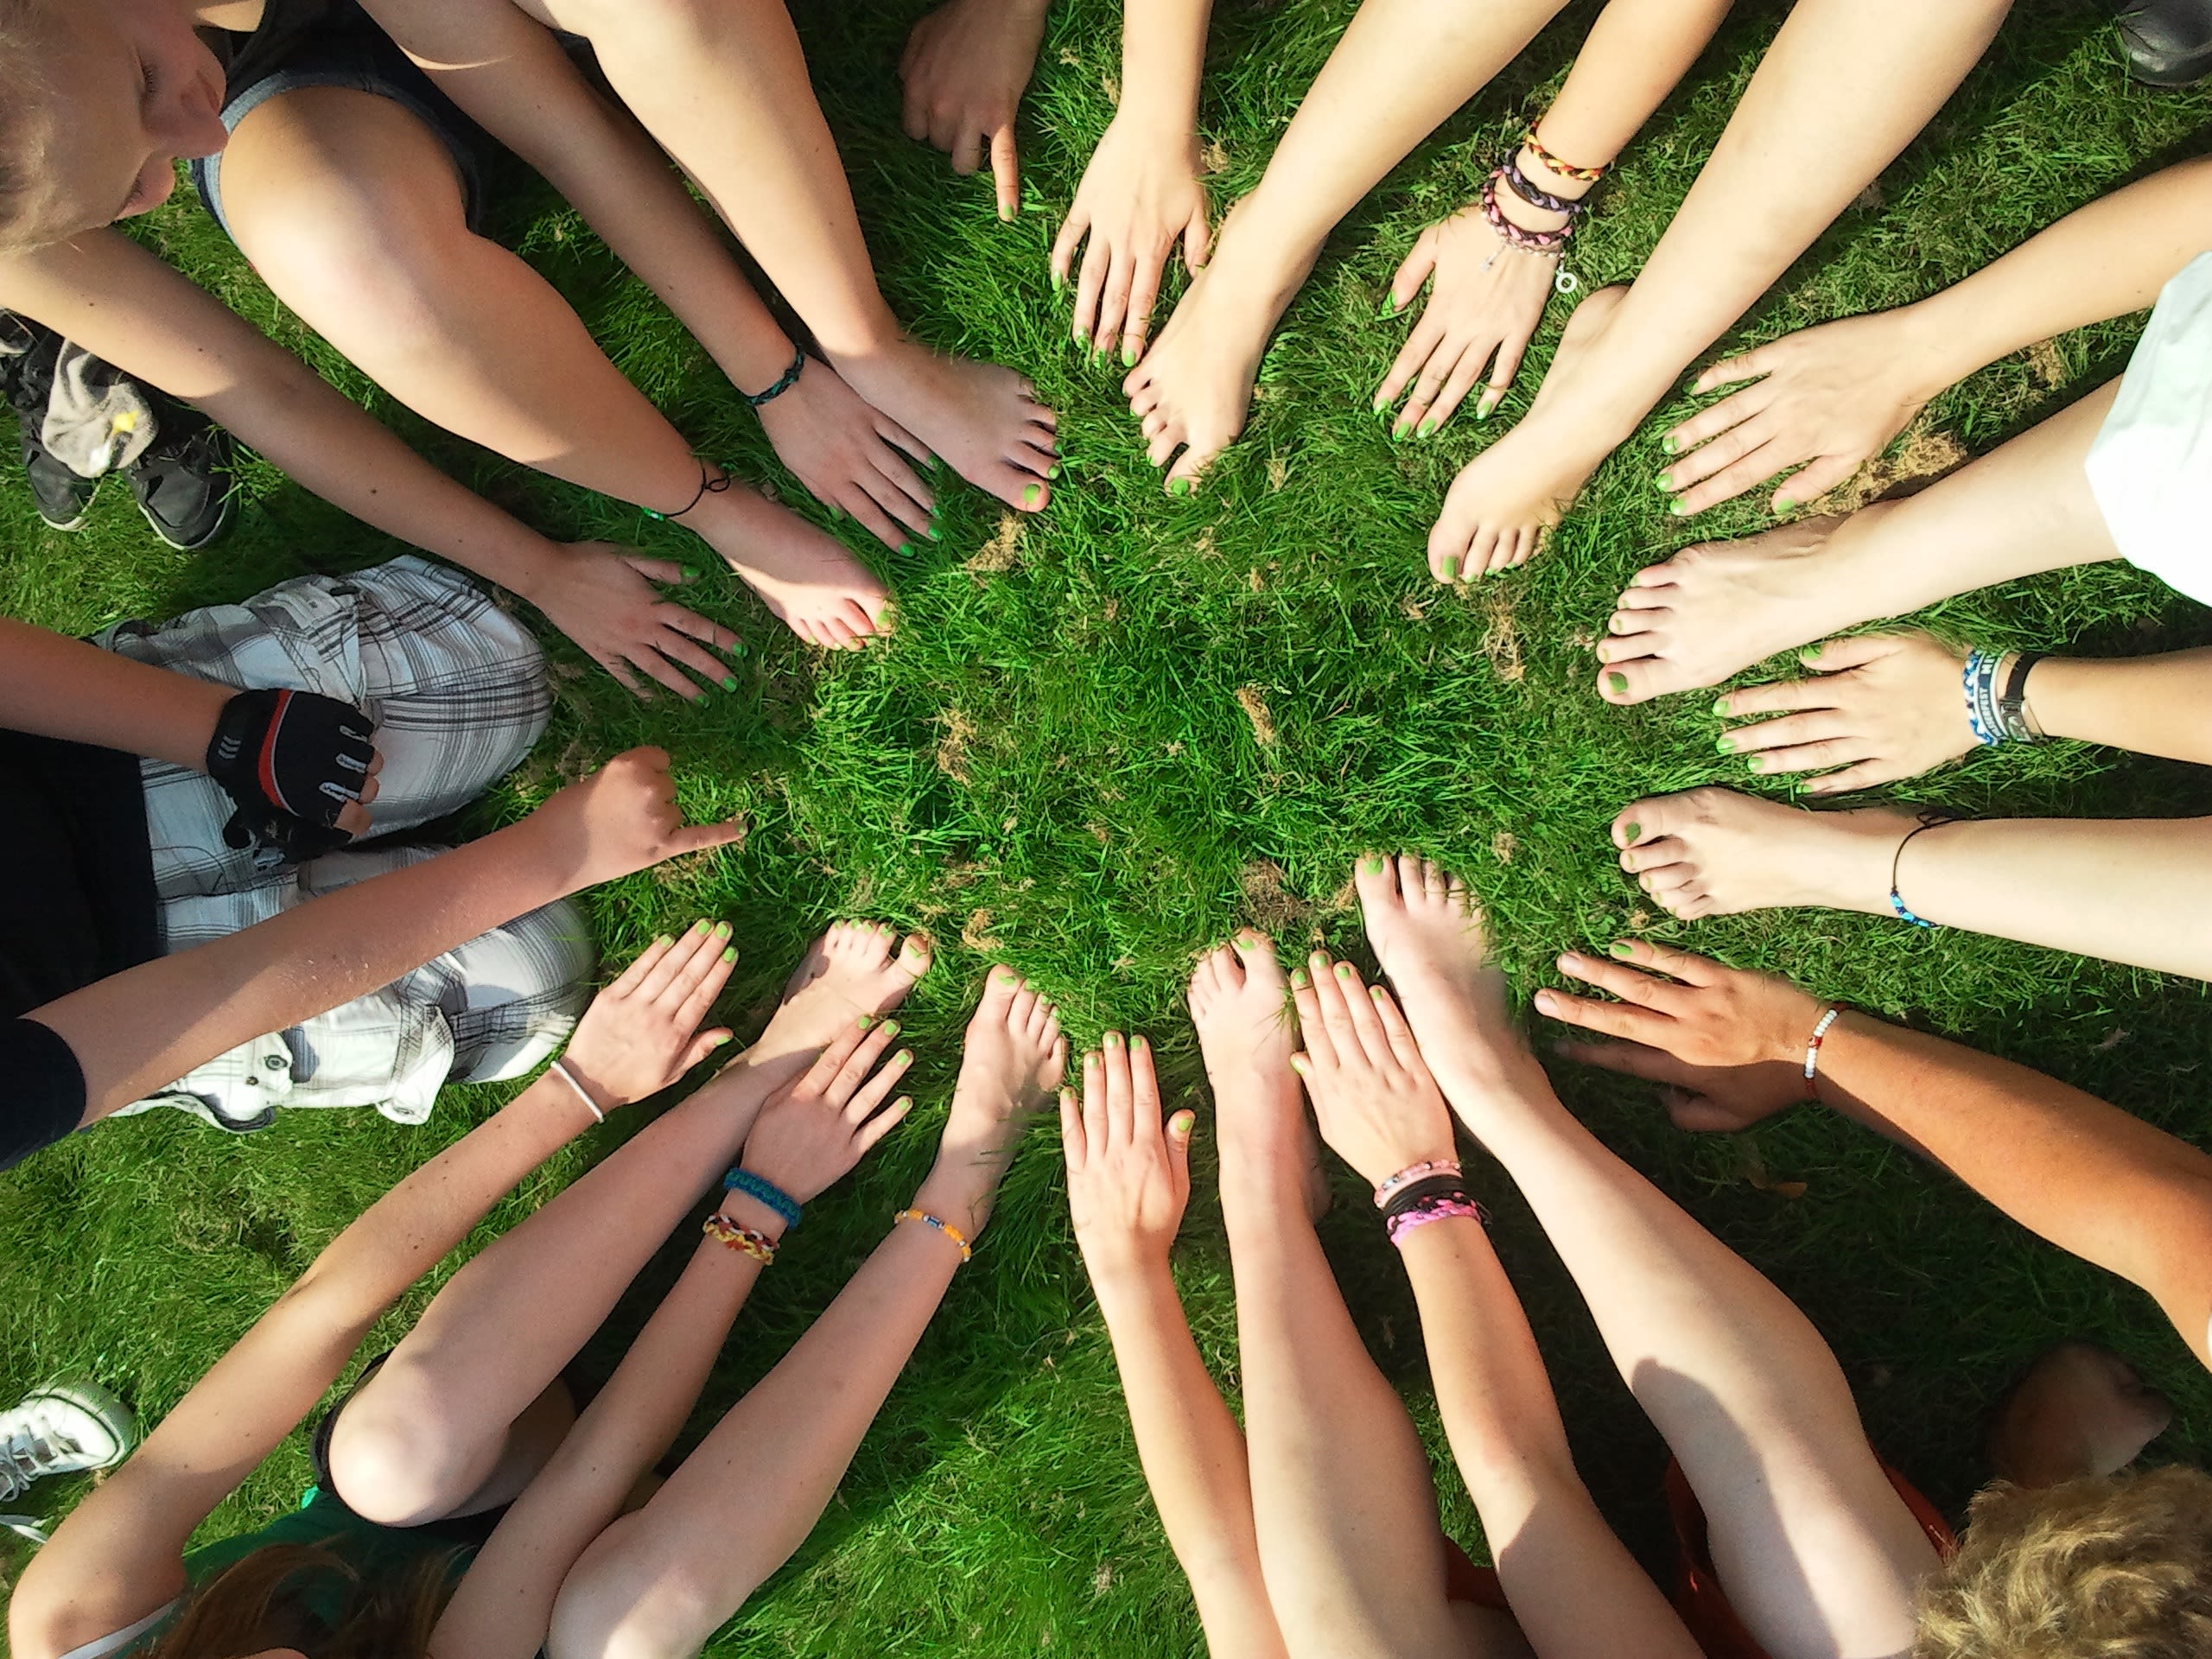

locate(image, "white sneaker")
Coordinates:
0 1382 135 1545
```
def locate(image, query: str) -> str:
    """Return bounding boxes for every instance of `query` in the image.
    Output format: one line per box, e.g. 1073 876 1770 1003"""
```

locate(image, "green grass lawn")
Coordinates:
5 1 2212 1652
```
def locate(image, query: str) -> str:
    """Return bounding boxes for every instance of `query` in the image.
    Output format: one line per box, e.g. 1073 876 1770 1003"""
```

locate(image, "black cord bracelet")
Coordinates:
743 345 807 410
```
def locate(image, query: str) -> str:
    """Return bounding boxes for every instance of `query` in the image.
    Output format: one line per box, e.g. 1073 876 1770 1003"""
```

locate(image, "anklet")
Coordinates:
724 1166 804 1230
1384 1192 1491 1249
1522 124 1610 184
1887 815 1955 930
546 1058 605 1124
741 344 807 410
1373 1158 1462 1207
703 1213 779 1265
894 1208 973 1262
1802 1006 1842 1100
645 459 734 521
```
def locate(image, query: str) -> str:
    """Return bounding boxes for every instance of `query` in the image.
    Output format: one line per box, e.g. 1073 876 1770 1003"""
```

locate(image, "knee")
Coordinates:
226 160 467 346
548 1525 734 1659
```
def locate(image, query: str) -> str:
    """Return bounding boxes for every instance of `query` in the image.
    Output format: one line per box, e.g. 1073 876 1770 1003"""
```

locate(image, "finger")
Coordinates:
673 930 740 1027
1550 1036 1711 1090
1602 938 1722 987
678 1026 736 1070
1661 419 1762 493
1768 454 1859 515
651 632 741 691
1386 228 1439 316
854 1093 915 1154
1691 345 1777 397
1122 247 1166 363
1799 633 1903 675
1395 334 1466 438
1374 321 1445 414
990 124 1020 221
600 653 649 700
606 931 677 996
1483 324 1533 412
1103 1032 1135 1147
1552 950 1693 1013
1059 1084 1087 1173
1723 709 1847 756
1128 1033 1164 1142
800 1015 875 1093
658 602 741 657
1071 235 1110 351
1181 200 1211 274
1331 960 1399 1071
862 469 936 544
1715 676 1847 721
1427 334 1500 432
620 554 691 586
1082 1048 1110 1153
1667 1091 1761 1134
1662 378 1773 456
875 411 936 473
627 645 708 702
842 1044 915 1121
1166 1107 1195 1195
1366 982 1429 1076
1095 246 1137 365
951 123 983 176
1288 959 1335 1066
639 918 720 1001
1673 441 1794 516
1308 956 1365 1061
335 800 372 836
664 817 749 857
898 20 924 85
1529 986 1669 1046
1051 210 1089 293
842 485 912 553
1740 735 1874 778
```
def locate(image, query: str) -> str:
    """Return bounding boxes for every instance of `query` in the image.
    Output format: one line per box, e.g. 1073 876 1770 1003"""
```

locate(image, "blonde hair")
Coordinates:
1915 1465 2212 1659
0 0 73 253
138 1541 457 1659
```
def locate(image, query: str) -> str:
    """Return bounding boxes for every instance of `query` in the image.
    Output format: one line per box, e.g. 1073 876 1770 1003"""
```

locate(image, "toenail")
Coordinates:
1104 1031 1122 1048
1608 671 1629 695
1746 755 1765 772
1169 477 1191 497
1378 294 1400 318
715 920 733 938
1439 554 1459 581
1289 967 1309 988
1416 417 1437 439
1361 855 1385 874
1022 483 1043 507
691 920 710 935
1609 940 1634 958
722 674 739 690
927 524 943 542
1669 495 1689 517
881 1020 900 1037
1122 345 1137 366
654 934 675 949
1333 963 1354 979
1623 822 1641 842
1774 496 1796 514
1046 461 1061 479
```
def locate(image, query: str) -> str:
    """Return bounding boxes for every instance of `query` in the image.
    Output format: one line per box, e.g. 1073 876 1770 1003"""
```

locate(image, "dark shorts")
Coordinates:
188 0 493 241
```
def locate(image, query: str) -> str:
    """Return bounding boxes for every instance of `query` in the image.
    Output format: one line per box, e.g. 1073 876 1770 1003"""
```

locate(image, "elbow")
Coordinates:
548 1517 748 1659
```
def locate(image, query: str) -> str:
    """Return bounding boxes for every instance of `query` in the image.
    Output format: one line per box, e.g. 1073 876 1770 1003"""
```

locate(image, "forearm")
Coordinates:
1116 0 1211 137
33 812 582 1119
1090 1260 1287 1658
1896 156 2212 395
1402 1220 1699 1659
1817 1015 2212 1361
1532 0 1735 175
2021 649 2212 764
0 619 229 769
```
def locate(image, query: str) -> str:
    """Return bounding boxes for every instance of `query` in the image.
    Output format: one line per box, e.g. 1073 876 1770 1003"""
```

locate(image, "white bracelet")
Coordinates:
547 1058 606 1124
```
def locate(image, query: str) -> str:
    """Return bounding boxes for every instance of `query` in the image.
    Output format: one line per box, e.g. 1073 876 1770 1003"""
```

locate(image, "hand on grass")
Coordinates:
1062 1033 1193 1277
557 920 740 1113
1290 954 1456 1187
1662 311 1945 515
1717 632 1976 792
529 747 747 890
529 541 743 702
1534 941 1827 1131
739 1015 916 1201
1374 205 1554 437
899 0 1047 221
1052 119 1211 365
756 358 940 553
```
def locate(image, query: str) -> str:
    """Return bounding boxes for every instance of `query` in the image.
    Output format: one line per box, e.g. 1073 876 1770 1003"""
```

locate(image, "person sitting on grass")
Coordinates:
5 929 1065 1659
1597 157 2212 707
1061 855 1956 1659
4 0 1061 669
0 561 743 1169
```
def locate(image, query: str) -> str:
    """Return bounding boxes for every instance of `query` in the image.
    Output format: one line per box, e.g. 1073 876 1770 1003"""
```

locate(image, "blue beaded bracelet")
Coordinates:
723 1167 802 1230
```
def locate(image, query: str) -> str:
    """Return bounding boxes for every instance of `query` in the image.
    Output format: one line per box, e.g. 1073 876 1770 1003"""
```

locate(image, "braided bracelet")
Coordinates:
1480 173 1573 255
1498 153 1585 220
742 344 807 410
1522 124 1609 184
703 1213 779 1265
1385 1192 1491 1249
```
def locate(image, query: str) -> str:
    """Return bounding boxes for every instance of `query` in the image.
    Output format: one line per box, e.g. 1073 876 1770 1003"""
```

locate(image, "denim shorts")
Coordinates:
188 0 492 241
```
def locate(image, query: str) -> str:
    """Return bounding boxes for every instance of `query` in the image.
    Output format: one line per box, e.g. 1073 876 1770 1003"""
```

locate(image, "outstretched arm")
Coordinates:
0 619 230 772
1292 959 1702 1659
1064 1040 1289 1659
1662 156 2212 512
0 231 741 692
1541 943 2212 1368
900 0 1051 222
25 747 737 1135
5 925 742 1659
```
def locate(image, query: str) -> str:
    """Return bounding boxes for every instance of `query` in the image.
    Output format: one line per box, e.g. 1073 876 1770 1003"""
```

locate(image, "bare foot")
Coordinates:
1610 788 1919 922
760 922 934 1065
1427 284 1630 582
694 489 896 652
1594 510 1895 705
829 339 1059 515
1187 931 1328 1220
1988 1342 2173 1489
1352 856 1536 1117
1122 200 1313 493
911 966 1066 1236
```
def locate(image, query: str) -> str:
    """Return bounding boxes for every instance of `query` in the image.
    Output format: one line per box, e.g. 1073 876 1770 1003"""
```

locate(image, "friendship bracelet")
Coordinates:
1378 1172 1473 1224
1962 649 2005 747
894 1208 973 1262
1372 1158 1462 1208
1498 153 1586 220
1385 1193 1491 1249
741 344 807 410
1479 173 1573 255
702 1213 779 1265
1888 815 1954 930
1999 651 2048 743
546 1058 605 1124
724 1167 804 1231
1802 1006 1842 1100
1522 124 1609 184
644 459 734 522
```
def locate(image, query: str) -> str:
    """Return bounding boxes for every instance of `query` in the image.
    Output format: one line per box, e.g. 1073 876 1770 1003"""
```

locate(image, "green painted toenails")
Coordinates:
1608 671 1629 695
1660 434 1679 456
1609 939 1635 958
1622 822 1641 842
1714 734 1734 753
1378 293 1401 318
1360 855 1386 874
1439 554 1459 581
721 674 739 691
1669 495 1690 517
1168 477 1191 497
1652 470 1673 492
1122 344 1138 367
1023 482 1043 507
1710 697 1730 715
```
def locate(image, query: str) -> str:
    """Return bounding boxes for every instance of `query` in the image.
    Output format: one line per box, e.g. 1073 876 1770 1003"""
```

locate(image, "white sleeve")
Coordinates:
52 1605 176 1659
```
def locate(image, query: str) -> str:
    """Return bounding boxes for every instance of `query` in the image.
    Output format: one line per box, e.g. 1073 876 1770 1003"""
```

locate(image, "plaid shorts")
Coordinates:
98 558 592 1132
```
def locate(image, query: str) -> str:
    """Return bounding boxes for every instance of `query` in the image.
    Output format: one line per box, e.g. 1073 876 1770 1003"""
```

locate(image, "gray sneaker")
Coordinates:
0 1381 135 1545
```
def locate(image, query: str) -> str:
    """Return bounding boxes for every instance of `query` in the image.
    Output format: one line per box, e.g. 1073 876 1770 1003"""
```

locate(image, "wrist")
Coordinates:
1079 1234 1176 1291
179 677 237 775
1765 990 1837 1070
1107 95 1199 143
1891 294 1989 404
713 1186 791 1243
1514 143 1595 206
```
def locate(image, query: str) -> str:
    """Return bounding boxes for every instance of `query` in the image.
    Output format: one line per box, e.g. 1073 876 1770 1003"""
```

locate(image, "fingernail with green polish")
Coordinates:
1023 483 1043 507
1122 344 1137 367
1416 417 1437 440
1669 495 1690 517
691 919 710 935
1710 697 1729 715
1653 471 1672 491
713 1031 734 1046
721 944 737 963
715 920 733 938
1609 940 1634 958
1715 734 1734 753
1746 755 1765 773
1046 462 1061 479
1476 392 1499 421
1608 671 1629 695
1774 496 1795 514
1290 966 1309 988
1662 435 1681 456
1104 1031 1122 1048
1334 962 1354 979
1379 294 1400 318
881 1020 900 1037
857 1014 875 1030
722 674 739 691
898 540 913 555
654 934 675 949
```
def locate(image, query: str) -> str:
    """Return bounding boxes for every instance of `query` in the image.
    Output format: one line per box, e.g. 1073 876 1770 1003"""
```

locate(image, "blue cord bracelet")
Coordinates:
723 1167 803 1230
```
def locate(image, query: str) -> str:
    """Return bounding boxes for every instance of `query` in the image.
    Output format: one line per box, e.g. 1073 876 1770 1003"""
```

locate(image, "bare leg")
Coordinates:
219 86 891 651
1192 934 1504 1658
1357 858 1940 1659
1597 382 2123 704
327 924 931 1525
1987 1343 2173 1489
1608 789 2212 980
543 969 1065 1659
526 0 1061 514
1427 0 2015 580
1122 0 1569 489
